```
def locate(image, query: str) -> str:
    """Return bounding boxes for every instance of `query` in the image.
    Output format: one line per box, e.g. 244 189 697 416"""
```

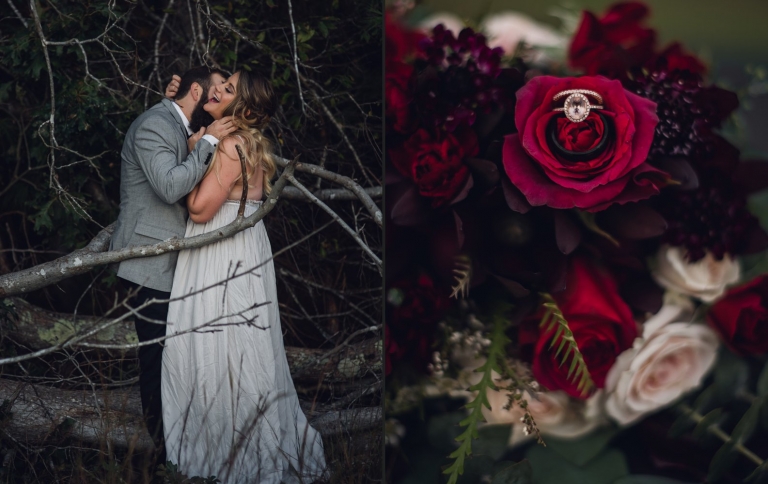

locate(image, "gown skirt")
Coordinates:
162 200 327 483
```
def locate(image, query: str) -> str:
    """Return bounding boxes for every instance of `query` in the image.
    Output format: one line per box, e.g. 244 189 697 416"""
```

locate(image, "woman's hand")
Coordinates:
165 74 181 99
188 127 205 153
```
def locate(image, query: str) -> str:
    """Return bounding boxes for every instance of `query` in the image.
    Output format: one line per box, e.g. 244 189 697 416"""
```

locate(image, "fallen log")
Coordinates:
0 378 381 453
1 298 381 383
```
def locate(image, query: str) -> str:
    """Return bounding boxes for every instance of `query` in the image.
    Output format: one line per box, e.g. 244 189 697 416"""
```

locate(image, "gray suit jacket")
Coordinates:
110 98 216 292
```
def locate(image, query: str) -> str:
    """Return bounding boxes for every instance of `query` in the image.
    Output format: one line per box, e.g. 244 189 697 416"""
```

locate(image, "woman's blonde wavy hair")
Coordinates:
204 70 278 196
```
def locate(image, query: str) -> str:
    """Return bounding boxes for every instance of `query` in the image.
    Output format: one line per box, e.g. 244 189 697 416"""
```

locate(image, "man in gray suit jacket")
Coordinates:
110 66 235 466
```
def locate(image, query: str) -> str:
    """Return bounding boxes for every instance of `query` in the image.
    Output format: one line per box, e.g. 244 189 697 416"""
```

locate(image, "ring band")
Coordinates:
547 111 614 161
552 89 603 104
552 91 603 123
553 106 604 111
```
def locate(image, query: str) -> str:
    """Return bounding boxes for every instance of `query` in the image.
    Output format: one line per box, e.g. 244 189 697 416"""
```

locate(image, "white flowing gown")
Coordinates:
162 200 327 483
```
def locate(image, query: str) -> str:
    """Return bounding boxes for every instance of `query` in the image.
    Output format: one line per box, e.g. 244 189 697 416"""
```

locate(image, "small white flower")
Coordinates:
651 244 739 303
482 389 605 445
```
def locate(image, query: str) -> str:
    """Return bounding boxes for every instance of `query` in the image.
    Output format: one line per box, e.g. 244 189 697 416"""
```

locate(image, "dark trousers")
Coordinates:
126 281 170 465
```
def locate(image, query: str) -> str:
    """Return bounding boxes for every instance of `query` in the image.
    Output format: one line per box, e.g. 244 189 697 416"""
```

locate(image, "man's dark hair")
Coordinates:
176 66 228 99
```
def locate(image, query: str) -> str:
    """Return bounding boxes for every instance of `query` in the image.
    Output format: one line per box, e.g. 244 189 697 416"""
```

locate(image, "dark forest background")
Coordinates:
0 0 382 481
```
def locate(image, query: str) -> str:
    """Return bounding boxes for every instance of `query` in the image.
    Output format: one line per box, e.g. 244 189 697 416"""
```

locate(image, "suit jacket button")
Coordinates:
204 153 212 165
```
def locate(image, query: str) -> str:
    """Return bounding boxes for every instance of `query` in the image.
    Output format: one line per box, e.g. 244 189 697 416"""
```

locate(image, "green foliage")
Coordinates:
542 426 618 467
538 293 595 396
443 306 512 484
491 460 533 484
525 442 629 484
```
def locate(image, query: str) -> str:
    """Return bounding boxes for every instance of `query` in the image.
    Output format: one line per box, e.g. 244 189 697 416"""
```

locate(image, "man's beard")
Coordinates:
189 96 214 133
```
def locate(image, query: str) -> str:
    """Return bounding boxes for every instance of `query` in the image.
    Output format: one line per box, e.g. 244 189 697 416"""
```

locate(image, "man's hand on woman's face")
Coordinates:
165 75 181 99
207 116 236 141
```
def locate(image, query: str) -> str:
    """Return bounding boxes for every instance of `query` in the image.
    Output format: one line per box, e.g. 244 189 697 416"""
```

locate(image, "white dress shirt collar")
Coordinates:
171 101 193 137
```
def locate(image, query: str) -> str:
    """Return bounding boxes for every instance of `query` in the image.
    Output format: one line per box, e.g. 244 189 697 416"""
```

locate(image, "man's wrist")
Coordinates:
201 134 219 146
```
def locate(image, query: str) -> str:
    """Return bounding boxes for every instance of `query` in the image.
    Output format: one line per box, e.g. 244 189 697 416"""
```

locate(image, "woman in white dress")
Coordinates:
161 70 327 483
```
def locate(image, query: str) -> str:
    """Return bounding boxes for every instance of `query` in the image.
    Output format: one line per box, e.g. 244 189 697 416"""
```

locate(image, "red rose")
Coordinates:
502 75 668 212
520 257 638 398
708 275 768 355
569 2 656 79
390 128 478 207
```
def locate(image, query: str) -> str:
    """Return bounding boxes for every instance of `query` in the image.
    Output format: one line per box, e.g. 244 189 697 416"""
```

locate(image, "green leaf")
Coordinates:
577 211 619 247
712 350 749 405
707 441 737 483
256 31 266 43
426 411 464 454
692 408 723 441
474 425 513 461
757 362 768 397
318 21 329 37
614 476 691 484
732 397 763 444
668 408 697 439
544 426 619 467
443 305 513 484
491 460 533 484
539 293 595 396
745 460 768 483
526 444 629 484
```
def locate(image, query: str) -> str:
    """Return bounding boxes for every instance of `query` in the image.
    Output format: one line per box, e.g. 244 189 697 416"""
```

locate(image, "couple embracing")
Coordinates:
111 67 327 483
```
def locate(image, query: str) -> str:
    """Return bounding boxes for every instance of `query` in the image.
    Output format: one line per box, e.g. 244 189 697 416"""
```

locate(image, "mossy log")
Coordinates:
1 298 381 383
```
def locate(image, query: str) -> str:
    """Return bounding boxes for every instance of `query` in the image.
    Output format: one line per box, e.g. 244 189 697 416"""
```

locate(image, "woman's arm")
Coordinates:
186 138 243 223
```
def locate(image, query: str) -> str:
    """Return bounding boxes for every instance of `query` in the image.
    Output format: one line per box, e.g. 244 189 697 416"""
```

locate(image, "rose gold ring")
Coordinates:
552 90 604 123
552 89 603 104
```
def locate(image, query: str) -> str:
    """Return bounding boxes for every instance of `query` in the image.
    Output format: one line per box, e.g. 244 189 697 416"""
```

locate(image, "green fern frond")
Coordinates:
443 306 512 484
539 293 595 396
450 255 472 299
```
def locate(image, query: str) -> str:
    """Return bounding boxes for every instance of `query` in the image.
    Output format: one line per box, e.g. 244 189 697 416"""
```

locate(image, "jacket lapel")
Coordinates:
161 98 189 140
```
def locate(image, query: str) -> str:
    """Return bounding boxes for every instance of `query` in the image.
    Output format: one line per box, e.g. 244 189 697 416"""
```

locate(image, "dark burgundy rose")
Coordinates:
502 75 669 212
569 2 656 80
387 60 416 134
650 42 707 75
390 128 478 207
708 275 768 355
519 257 638 398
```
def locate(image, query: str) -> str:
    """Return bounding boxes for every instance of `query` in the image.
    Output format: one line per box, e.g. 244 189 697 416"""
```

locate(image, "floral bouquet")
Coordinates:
385 2 768 483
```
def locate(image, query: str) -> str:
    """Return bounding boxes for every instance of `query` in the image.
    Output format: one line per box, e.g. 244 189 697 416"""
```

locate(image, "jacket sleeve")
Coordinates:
133 117 215 204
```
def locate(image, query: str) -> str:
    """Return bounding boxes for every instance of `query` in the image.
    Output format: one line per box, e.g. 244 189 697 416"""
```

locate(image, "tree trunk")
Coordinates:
0 378 381 452
1 298 381 383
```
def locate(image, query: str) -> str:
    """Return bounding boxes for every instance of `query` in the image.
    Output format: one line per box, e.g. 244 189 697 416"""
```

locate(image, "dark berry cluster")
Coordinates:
415 25 512 132
658 176 758 261
630 69 738 161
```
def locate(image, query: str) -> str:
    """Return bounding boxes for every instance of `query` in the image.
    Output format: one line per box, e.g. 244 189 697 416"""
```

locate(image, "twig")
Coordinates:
679 404 764 467
274 156 382 227
286 175 381 272
7 0 28 27
286 0 306 115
